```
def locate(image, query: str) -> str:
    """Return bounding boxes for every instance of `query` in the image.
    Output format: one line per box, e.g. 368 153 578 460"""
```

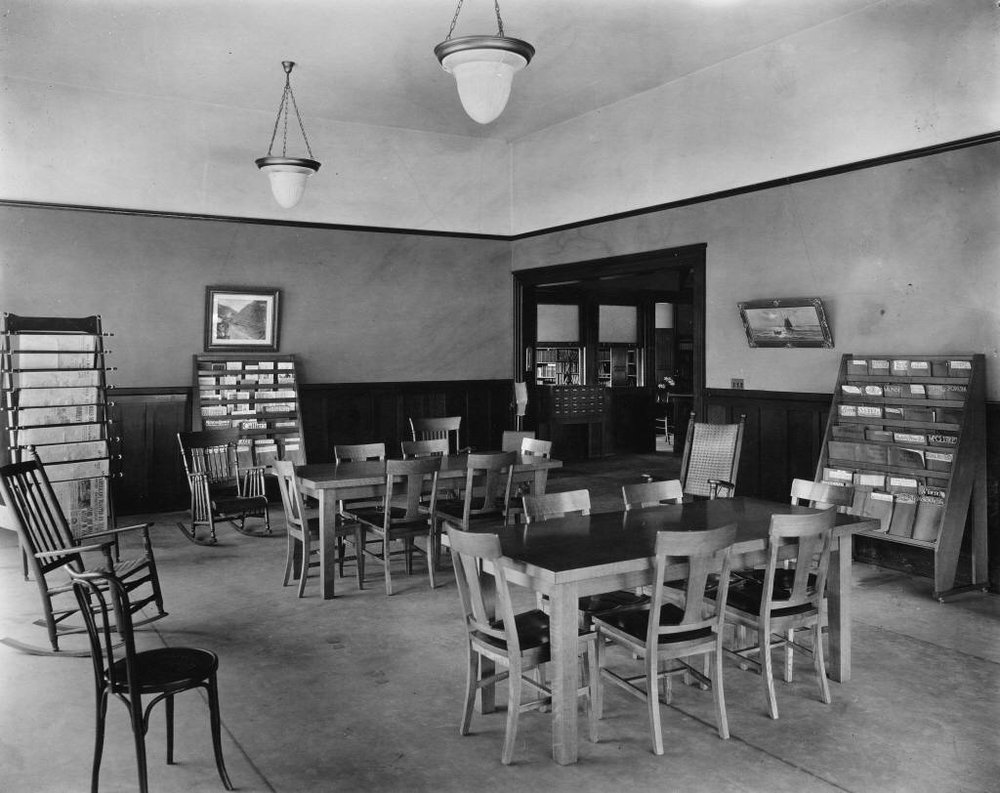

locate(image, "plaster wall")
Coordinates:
0 208 512 386
0 81 513 235
512 143 1000 401
511 0 1000 234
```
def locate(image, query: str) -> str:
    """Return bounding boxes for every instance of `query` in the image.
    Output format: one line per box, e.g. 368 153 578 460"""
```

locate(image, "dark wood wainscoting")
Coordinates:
705 388 999 591
298 380 514 463
110 380 514 516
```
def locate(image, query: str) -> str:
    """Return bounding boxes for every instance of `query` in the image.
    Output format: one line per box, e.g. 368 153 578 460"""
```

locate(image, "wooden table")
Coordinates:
296 452 562 599
488 497 878 765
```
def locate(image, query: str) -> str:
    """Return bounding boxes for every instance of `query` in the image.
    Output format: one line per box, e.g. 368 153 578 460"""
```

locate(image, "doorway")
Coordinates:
513 244 705 456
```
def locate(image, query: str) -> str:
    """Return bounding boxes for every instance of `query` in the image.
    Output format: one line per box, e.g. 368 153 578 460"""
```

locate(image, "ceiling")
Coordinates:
5 0 879 142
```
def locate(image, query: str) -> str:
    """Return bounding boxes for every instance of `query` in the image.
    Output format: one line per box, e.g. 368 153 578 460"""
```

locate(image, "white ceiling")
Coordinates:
4 0 880 142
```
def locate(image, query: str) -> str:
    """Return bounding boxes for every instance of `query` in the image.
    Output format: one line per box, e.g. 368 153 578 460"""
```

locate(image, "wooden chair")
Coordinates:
400 438 450 458
332 443 388 585
0 456 166 656
504 436 552 525
69 569 232 793
500 430 535 452
343 456 441 595
409 416 465 454
790 478 855 512
176 429 270 544
621 478 684 510
334 442 386 464
720 509 835 719
679 412 746 499
593 524 737 753
274 460 324 596
522 489 647 623
446 525 599 765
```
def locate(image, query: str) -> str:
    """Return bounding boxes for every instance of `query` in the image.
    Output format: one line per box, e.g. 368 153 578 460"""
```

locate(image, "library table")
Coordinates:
473 497 877 765
295 452 562 599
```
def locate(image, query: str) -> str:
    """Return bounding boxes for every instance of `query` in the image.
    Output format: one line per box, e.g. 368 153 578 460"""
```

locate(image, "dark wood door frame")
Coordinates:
512 243 707 420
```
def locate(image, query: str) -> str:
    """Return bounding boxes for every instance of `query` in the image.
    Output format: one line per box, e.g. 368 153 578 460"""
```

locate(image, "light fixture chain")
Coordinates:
444 0 505 40
264 87 290 157
286 86 316 160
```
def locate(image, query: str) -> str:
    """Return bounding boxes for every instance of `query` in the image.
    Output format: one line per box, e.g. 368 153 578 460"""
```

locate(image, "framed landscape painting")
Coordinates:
738 297 833 348
204 286 281 351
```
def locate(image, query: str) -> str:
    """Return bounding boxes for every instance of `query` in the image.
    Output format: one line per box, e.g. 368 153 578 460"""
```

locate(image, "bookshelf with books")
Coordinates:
1 314 118 538
192 353 305 468
816 353 987 600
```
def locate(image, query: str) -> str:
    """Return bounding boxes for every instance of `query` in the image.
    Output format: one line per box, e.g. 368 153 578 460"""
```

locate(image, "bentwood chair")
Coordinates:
523 490 648 624
70 569 233 793
0 456 166 656
719 509 836 719
344 456 441 595
593 524 737 753
409 416 464 455
446 525 599 764
679 413 746 500
176 429 270 544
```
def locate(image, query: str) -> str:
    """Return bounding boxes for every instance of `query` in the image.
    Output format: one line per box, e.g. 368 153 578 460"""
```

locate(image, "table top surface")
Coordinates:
296 452 562 488
446 497 876 576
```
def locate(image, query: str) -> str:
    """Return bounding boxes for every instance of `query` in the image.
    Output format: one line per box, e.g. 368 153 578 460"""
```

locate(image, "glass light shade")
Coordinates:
435 36 534 124
255 156 321 209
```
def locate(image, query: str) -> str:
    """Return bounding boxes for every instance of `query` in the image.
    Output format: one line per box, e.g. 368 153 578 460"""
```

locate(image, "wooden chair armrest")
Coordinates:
708 479 736 499
37 541 112 559
86 522 153 539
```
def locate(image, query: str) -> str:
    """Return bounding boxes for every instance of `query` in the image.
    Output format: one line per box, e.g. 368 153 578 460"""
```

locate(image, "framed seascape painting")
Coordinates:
738 297 833 349
204 286 281 352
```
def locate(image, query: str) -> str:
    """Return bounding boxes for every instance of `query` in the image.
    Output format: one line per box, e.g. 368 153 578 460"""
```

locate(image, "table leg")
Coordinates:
549 582 579 765
478 572 497 714
826 533 851 682
532 469 550 496
318 490 336 599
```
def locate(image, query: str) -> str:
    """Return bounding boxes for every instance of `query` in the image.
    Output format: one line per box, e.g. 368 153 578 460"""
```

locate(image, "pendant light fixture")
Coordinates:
255 61 321 209
434 0 534 124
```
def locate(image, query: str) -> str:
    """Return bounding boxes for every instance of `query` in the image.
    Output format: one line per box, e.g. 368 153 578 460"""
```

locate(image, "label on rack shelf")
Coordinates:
907 384 926 398
893 432 927 445
907 360 930 375
225 361 242 370
842 384 863 397
891 360 910 376
868 359 890 376
847 359 869 375
884 406 904 420
839 404 858 417
947 360 972 377
823 467 854 483
855 472 886 488
925 451 954 472
857 405 882 419
863 385 883 397
883 383 904 398
257 361 276 369
927 432 958 447
887 476 920 493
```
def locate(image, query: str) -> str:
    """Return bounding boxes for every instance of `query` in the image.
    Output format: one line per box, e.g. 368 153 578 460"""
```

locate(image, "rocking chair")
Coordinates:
176 430 270 545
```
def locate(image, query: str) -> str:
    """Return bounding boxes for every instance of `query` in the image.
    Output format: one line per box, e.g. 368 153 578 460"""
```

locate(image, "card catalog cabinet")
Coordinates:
192 353 306 468
816 354 987 599
2 314 118 537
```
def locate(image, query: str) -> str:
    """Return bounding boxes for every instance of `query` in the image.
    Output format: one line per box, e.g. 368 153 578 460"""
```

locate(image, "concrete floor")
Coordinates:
2 454 998 793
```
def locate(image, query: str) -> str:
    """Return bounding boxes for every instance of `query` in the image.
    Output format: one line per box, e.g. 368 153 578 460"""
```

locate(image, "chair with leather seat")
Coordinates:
678 412 746 499
446 525 599 765
593 524 737 754
176 429 270 544
343 456 441 595
333 442 387 580
434 451 516 567
0 455 167 656
720 509 836 719
522 489 648 624
70 568 233 793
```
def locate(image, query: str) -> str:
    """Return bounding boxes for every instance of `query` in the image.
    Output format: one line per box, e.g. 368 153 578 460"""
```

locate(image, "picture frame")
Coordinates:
738 297 833 348
204 286 281 352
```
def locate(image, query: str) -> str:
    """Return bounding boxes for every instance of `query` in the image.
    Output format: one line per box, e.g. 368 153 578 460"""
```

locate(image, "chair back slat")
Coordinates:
273 460 306 532
401 438 450 458
384 456 441 523
334 443 386 462
519 437 552 458
409 416 462 454
522 489 590 524
178 430 242 487
457 452 516 523
789 478 854 512
764 511 835 611
446 525 517 650
621 478 683 510
649 524 737 645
